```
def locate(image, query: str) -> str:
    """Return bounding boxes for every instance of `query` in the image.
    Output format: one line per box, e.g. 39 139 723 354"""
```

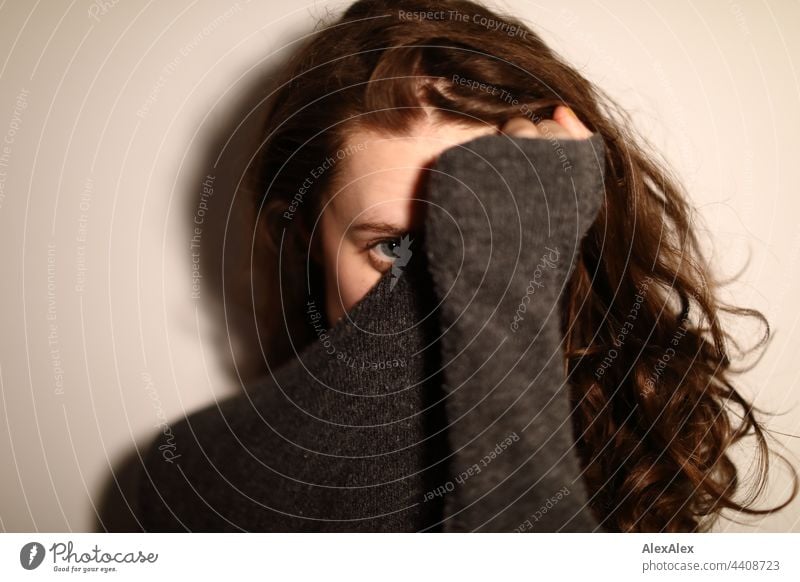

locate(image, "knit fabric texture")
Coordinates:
426 132 606 532
138 131 608 532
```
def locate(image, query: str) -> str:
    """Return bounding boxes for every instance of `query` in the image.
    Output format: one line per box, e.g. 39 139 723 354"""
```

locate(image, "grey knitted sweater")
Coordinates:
139 132 608 532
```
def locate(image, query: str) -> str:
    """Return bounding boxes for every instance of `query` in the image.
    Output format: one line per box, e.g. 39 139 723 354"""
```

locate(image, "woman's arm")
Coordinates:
424 128 607 532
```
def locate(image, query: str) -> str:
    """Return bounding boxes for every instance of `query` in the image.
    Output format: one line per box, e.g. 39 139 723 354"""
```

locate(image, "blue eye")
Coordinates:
369 235 413 270
374 239 401 262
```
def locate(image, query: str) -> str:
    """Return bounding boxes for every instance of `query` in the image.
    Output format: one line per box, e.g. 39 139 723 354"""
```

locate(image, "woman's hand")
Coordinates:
499 104 592 140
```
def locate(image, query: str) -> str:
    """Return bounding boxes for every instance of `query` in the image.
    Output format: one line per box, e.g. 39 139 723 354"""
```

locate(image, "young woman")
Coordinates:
140 0 797 532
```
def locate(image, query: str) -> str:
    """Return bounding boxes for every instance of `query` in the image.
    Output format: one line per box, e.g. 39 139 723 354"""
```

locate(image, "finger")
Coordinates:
500 117 540 138
533 119 572 140
552 105 593 139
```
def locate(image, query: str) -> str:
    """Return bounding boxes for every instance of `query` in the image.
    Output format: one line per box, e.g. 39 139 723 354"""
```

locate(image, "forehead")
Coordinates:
328 121 496 222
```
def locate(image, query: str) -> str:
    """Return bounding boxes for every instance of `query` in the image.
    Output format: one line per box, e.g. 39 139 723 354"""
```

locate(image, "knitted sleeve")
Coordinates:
137 132 607 533
425 132 607 532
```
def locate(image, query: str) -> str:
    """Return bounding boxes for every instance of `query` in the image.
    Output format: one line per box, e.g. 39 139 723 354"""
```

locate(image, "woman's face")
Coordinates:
318 117 497 325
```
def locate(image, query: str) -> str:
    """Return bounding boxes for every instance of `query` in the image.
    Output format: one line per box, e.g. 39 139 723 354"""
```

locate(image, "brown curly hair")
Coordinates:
234 0 798 531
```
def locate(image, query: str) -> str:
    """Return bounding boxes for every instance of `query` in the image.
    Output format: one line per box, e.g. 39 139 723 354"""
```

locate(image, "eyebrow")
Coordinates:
349 221 409 236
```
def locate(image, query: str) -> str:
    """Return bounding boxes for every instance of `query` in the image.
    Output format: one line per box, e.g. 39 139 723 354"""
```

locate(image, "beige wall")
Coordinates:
0 0 798 531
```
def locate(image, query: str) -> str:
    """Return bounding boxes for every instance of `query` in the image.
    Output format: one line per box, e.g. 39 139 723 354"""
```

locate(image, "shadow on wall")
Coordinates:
95 31 306 531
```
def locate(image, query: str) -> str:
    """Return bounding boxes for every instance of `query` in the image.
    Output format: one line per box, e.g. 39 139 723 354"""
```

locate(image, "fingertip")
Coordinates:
554 105 592 139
